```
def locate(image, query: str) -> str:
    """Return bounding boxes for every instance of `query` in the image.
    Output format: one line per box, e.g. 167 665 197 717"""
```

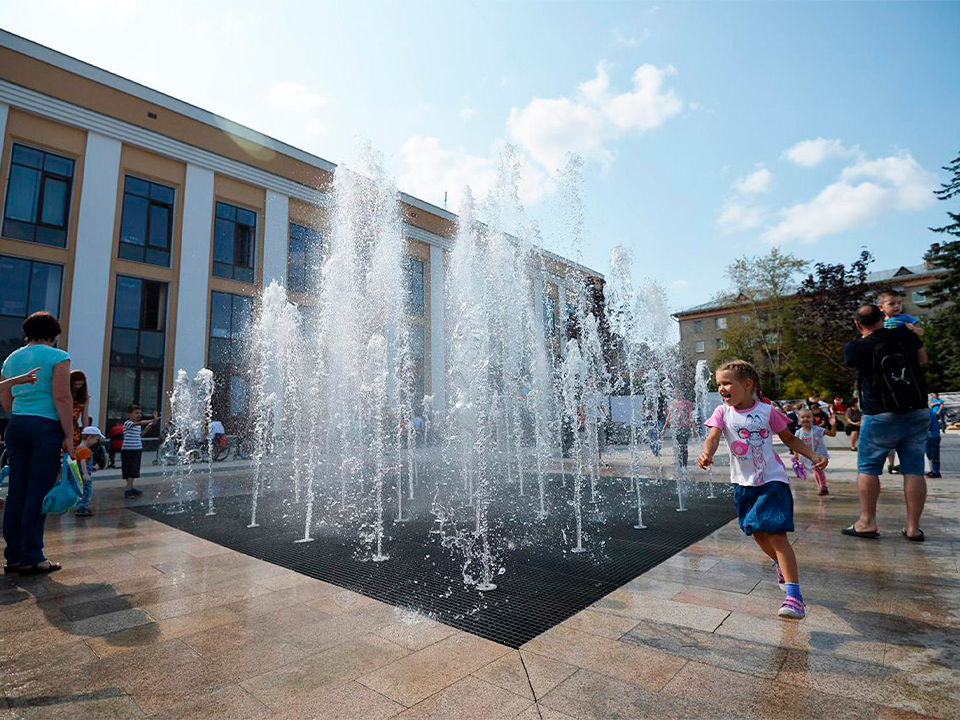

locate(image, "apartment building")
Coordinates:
0 30 601 432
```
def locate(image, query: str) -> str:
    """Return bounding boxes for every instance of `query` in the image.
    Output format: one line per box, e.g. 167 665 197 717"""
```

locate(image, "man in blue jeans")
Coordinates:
842 303 929 541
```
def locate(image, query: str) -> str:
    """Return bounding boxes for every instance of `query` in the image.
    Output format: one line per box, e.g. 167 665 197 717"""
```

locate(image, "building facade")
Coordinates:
675 262 946 370
0 30 600 432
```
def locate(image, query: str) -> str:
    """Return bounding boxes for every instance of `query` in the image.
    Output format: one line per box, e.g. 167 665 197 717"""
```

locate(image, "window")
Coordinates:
106 276 167 427
912 290 927 304
543 296 557 338
3 144 75 247
0 255 62 364
213 201 256 282
118 176 174 266
208 291 253 429
287 223 323 294
405 257 425 316
409 324 426 413
694 340 705 354
714 316 727 330
740 314 750 323
692 320 702 333
764 332 779 345
717 337 727 350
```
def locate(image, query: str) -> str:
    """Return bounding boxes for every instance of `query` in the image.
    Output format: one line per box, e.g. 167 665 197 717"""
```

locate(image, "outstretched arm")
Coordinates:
778 428 827 469
697 427 722 469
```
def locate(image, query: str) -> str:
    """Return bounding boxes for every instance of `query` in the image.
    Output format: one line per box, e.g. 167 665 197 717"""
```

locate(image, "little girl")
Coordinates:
796 408 835 496
698 360 827 620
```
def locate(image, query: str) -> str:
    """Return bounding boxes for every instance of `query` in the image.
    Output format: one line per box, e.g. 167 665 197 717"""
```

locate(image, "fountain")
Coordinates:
695 359 719 498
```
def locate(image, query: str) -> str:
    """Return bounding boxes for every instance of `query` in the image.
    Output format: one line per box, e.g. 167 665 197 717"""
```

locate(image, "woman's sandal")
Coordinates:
18 561 62 576
3 564 19 574
901 529 925 542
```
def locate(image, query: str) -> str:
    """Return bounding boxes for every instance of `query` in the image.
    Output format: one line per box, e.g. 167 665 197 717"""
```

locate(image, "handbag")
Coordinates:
41 453 84 514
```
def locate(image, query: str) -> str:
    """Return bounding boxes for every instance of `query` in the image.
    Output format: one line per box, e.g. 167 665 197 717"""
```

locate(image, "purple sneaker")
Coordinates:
778 596 805 619
775 562 786 591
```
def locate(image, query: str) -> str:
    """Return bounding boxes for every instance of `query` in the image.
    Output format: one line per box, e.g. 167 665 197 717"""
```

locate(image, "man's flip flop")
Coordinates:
841 525 880 539
901 529 925 542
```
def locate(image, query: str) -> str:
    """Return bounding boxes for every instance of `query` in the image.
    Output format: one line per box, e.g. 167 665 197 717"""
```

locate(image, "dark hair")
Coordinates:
127 404 141 414
70 370 89 403
855 304 884 328
877 288 903 301
22 311 61 342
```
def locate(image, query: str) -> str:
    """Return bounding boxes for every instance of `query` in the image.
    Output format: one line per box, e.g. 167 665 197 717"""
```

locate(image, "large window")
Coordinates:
405 257 425 316
0 255 62 364
287 223 323 294
118 176 174 266
692 320 702 333
714 316 727 330
213 201 256 282
542 295 557 339
409 324 426 413
694 341 705 354
107 276 167 425
208 291 253 429
3 144 75 247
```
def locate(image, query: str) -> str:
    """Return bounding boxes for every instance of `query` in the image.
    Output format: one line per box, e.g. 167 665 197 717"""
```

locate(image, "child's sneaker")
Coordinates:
75 507 93 517
775 562 786 591
778 596 805 619
123 488 142 498
817 486 829 496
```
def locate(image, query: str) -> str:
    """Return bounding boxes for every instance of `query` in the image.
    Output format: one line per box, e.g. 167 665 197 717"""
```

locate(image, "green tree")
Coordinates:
924 150 960 389
717 248 807 397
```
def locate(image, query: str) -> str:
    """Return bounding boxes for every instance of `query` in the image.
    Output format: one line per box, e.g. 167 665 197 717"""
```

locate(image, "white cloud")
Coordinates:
269 81 326 113
782 137 852 168
762 151 936 244
731 167 773 195
613 27 651 47
717 201 765 232
458 106 476 120
507 62 683 172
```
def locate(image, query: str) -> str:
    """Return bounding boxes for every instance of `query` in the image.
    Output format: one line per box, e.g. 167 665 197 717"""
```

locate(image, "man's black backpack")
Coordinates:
869 329 926 413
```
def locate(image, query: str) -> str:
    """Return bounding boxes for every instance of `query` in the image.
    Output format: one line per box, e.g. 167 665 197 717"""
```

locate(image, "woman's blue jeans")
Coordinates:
3 415 64 566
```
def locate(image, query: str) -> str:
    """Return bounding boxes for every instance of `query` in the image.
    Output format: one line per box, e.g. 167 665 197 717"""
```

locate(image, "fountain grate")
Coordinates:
132 479 735 649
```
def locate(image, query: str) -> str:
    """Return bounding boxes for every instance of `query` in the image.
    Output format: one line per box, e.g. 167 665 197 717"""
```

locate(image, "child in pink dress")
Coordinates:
698 360 827 619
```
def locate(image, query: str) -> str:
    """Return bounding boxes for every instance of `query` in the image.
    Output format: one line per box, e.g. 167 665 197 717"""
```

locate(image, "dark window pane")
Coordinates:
2 219 35 242
6 165 40 222
148 204 170 248
33 226 66 247
234 267 254 283
27 262 62 316
149 183 174 204
405 258 425 316
118 243 145 262
144 249 169 267
107 367 137 418
208 337 230 367
44 154 74 177
0 316 25 364
124 176 150 197
214 218 234 263
235 224 253 267
0 256 30 316
110 328 139 366
142 282 166 331
232 296 252 337
138 331 164 367
120 194 148 246
40 177 68 227
215 202 235 220
113 276 142 329
213 263 232 279
12 145 43 169
229 375 247 416
138 370 160 414
236 208 256 227
210 292 231 338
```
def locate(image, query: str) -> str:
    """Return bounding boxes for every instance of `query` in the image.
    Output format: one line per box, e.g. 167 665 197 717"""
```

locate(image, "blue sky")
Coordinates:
4 1 958 311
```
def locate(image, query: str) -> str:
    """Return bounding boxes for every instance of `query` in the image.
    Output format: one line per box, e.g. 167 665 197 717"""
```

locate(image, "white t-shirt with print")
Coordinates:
705 400 790 487
795 425 829 470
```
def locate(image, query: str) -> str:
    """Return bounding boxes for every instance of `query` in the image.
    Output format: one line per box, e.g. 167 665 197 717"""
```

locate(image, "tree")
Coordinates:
923 150 960 389
717 248 807 397
792 249 874 397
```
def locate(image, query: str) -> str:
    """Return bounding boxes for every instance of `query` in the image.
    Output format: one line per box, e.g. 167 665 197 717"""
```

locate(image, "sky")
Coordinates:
3 0 958 312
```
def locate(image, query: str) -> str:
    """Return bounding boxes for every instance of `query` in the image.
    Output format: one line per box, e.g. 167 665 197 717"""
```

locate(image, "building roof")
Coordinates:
674 261 945 317
0 29 604 280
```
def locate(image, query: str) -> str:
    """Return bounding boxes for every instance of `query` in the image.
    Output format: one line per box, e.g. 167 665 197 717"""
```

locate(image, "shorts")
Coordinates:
121 449 142 479
857 409 928 476
734 481 794 536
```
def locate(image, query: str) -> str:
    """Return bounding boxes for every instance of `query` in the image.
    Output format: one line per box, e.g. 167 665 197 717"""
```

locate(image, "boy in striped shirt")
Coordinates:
122 404 156 499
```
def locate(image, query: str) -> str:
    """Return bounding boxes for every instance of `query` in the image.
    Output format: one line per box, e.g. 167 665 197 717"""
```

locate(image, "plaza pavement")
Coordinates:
1 434 957 719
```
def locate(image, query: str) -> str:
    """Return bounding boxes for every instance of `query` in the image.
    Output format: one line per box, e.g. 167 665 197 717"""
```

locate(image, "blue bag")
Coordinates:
41 453 84 514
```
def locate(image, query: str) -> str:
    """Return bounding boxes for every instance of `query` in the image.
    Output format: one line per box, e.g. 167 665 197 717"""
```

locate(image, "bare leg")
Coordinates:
902 474 926 538
850 430 859 451
767 532 798 583
752 531 778 563
855 473 880 533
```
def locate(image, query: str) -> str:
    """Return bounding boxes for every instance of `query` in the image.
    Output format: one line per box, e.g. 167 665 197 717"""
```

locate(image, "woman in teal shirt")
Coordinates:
0 311 74 575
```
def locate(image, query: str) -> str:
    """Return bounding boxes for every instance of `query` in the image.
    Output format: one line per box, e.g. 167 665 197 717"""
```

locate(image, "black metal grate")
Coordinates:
133 477 735 648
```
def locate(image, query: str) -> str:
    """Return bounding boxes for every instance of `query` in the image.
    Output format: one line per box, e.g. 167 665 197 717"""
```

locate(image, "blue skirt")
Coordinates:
734 481 794 536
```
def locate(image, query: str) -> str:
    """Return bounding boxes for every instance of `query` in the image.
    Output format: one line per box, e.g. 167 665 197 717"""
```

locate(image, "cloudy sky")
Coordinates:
4 1 957 310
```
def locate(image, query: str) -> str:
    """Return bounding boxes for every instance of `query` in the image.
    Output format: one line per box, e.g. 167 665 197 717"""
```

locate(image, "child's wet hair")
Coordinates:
716 359 762 394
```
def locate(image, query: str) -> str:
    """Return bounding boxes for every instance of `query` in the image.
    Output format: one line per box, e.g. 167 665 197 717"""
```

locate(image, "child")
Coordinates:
697 360 827 620
75 426 104 517
796 408 835 496
926 399 942 479
121 404 156 499
878 289 923 336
